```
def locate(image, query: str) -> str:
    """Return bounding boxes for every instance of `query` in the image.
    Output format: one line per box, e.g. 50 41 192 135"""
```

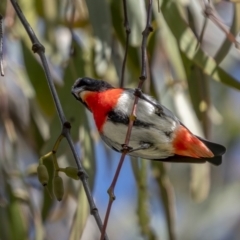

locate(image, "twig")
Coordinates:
0 14 4 76
100 1 153 239
65 0 76 54
196 17 208 50
9 0 107 238
139 0 153 82
120 0 131 87
201 0 240 48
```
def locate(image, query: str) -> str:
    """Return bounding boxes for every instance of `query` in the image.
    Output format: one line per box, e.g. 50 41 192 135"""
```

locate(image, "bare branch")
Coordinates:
120 0 131 87
0 14 4 76
201 0 240 48
139 0 153 82
100 1 153 239
9 0 107 238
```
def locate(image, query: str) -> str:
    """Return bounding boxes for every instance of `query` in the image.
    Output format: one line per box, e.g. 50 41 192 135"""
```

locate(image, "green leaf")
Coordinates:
181 54 211 137
41 38 87 154
190 164 210 203
69 186 89 240
133 159 157 240
110 0 141 83
43 38 96 190
41 154 54 220
6 181 28 240
214 4 238 64
161 0 240 90
234 3 240 33
61 40 95 191
185 6 211 137
151 162 176 240
126 0 146 46
21 41 55 117
79 118 96 190
85 0 112 46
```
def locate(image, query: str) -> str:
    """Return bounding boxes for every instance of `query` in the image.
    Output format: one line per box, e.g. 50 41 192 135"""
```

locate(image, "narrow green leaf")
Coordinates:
185 6 211 137
110 0 141 82
214 4 238 64
41 38 87 154
181 54 211 137
161 0 240 90
69 186 89 240
190 164 210 203
151 162 176 240
85 0 112 46
0 206 11 240
126 0 146 46
41 155 54 220
234 3 240 32
6 181 28 240
134 159 157 240
21 41 55 117
79 118 96 190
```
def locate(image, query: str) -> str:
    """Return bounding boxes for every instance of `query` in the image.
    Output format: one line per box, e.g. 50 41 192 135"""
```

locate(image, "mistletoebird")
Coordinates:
72 77 226 166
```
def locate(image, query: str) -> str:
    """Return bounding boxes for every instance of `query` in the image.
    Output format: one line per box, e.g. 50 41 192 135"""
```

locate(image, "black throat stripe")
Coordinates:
107 110 154 128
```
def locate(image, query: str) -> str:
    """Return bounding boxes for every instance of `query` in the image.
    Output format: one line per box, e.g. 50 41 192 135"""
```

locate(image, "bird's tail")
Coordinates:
171 125 226 166
196 137 226 166
156 135 226 166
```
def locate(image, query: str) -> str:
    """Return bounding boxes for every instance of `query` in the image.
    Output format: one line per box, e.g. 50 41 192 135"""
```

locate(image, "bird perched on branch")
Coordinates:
72 77 226 166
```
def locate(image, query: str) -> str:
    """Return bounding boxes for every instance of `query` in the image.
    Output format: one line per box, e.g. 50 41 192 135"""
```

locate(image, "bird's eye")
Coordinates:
74 78 93 89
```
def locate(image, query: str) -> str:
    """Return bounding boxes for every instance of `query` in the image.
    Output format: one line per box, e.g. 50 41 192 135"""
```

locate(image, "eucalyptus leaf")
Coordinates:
21 41 55 117
69 185 89 240
214 3 238 64
135 159 157 240
161 0 240 90
6 181 28 240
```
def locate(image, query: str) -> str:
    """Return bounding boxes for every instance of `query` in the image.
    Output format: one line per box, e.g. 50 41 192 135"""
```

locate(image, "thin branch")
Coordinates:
0 14 4 76
120 0 131 87
140 0 153 82
65 0 76 54
9 0 107 238
196 17 208 50
201 0 240 48
100 0 153 239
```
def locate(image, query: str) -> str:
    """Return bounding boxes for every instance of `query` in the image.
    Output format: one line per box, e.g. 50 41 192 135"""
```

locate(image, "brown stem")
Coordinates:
202 0 239 48
0 14 4 76
140 0 153 81
100 0 153 239
120 0 131 87
9 0 106 238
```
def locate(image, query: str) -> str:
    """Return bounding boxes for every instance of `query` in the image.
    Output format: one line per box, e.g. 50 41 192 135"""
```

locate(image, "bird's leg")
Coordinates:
121 144 133 152
134 88 164 116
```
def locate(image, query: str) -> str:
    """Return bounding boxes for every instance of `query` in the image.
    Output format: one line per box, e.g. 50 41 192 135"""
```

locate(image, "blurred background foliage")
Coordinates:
1 0 240 239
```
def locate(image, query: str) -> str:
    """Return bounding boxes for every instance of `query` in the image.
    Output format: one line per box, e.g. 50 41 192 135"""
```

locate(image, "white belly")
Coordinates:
101 91 180 159
102 121 176 159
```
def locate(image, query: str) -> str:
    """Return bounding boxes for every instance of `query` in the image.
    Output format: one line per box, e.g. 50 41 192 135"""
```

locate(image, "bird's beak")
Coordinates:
71 86 81 101
71 79 84 101
71 80 92 112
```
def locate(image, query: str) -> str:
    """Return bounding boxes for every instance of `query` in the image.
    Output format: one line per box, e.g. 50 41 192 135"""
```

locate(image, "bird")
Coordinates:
71 77 226 166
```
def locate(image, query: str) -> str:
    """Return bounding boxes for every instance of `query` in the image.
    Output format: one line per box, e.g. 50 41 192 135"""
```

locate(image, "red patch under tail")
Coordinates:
173 125 214 158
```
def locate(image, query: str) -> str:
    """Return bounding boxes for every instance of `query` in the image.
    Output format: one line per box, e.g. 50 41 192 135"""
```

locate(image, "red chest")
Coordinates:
84 89 123 132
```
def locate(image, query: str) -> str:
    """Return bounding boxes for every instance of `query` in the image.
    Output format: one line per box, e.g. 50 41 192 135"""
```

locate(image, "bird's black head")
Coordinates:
71 77 114 103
